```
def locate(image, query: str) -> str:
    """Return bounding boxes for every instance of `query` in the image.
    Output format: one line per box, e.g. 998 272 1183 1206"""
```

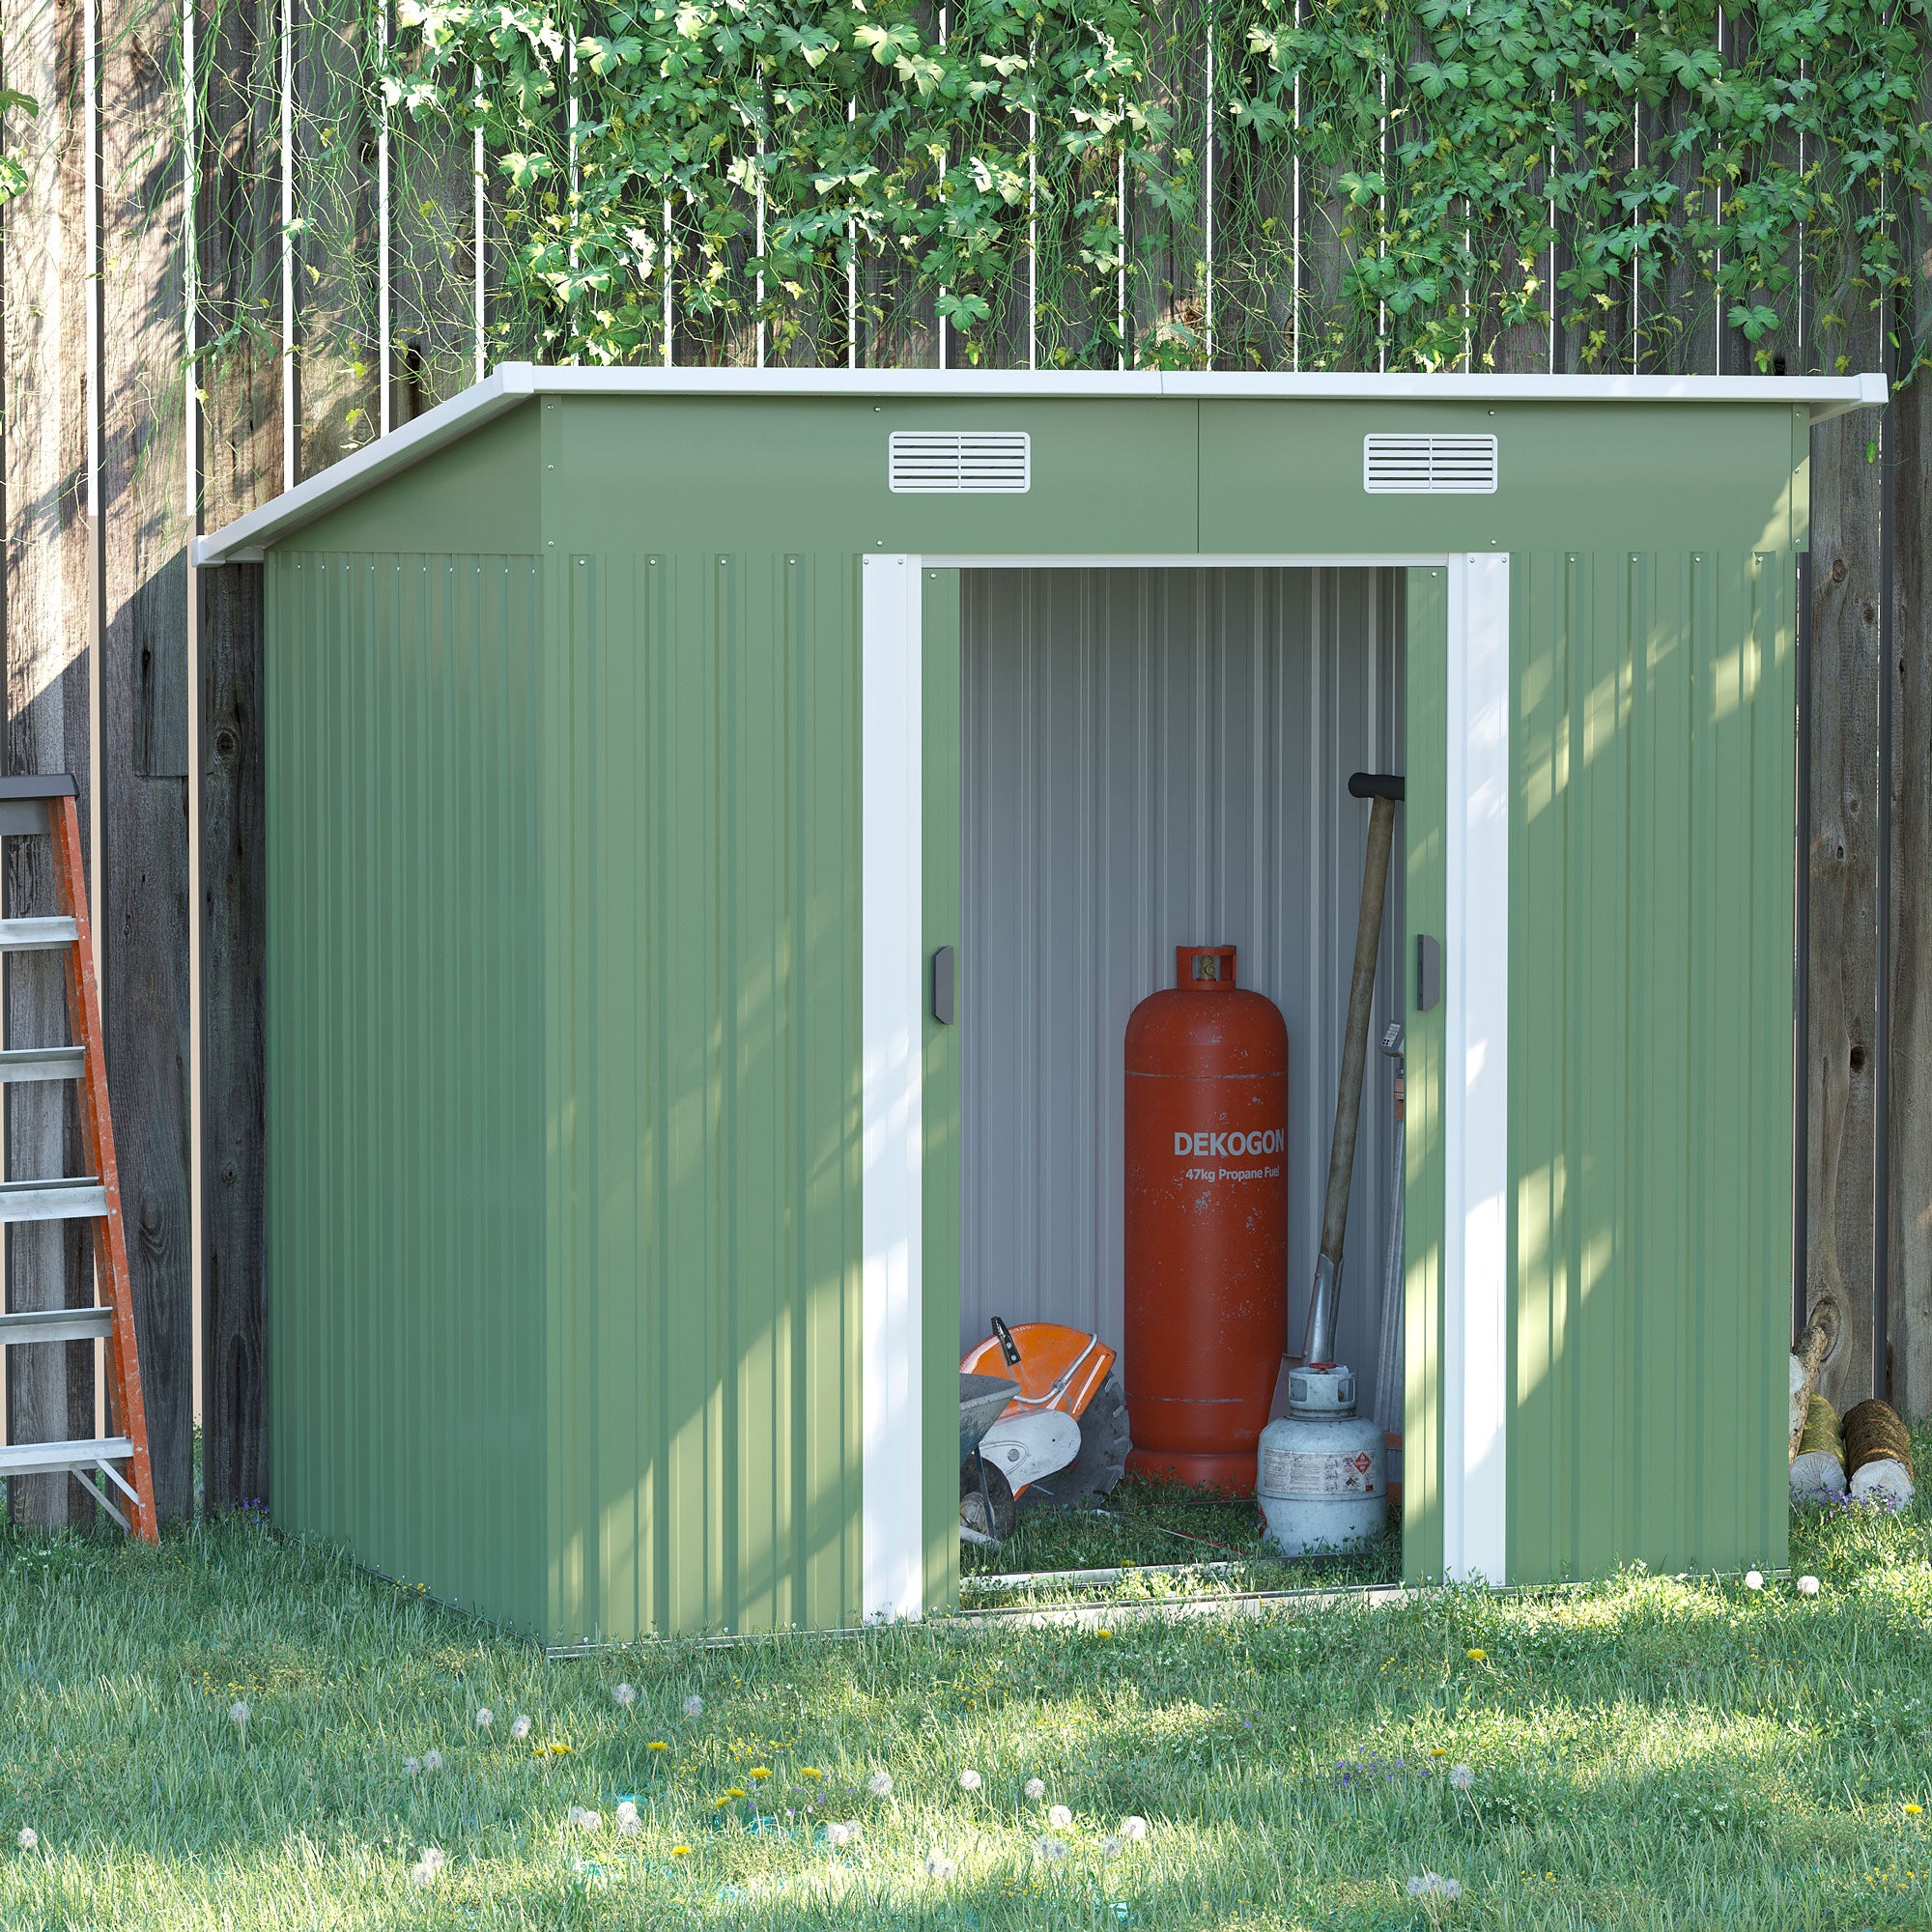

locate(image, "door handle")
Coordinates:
1415 934 1441 1012
931 945 956 1026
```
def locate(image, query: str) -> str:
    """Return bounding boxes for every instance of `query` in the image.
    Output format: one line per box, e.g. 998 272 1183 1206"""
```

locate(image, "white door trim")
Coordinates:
1441 553 1511 1583
859 550 1507 1614
860 554 926 1622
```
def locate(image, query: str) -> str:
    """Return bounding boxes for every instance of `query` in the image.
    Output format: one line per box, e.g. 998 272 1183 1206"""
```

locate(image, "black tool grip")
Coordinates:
1348 772 1405 802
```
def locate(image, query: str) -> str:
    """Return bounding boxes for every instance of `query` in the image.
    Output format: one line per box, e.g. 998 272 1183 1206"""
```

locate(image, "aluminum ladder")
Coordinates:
0 776 156 1541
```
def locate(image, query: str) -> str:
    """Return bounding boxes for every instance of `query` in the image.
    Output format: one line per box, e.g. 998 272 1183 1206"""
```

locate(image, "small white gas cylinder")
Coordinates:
1256 1365 1387 1555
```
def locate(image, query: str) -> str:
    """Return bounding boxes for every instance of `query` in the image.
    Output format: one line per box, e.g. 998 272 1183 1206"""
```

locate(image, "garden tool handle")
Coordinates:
1302 774 1403 1368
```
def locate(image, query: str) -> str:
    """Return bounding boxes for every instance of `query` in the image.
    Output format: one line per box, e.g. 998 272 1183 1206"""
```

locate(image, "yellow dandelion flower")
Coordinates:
750 1767 771 1780
1465 1648 1487 1662
725 1787 747 1800
671 1844 691 1857
800 1767 823 1778
1430 1748 1447 1758
647 1741 669 1752
1908 1804 1924 1816
1096 1630 1114 1638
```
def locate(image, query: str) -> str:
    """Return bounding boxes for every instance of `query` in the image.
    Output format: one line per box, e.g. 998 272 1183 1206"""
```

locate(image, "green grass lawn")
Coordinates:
4 1458 1932 1931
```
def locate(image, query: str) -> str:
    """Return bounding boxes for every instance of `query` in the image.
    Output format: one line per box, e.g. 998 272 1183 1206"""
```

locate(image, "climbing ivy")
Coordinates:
380 0 1932 376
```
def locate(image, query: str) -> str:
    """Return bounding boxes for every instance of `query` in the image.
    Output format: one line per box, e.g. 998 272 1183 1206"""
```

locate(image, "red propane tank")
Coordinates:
1123 945 1288 1490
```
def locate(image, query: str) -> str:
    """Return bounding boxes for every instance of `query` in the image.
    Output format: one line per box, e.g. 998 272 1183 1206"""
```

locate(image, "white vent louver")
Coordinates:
1362 433 1498 495
889 430 1031 495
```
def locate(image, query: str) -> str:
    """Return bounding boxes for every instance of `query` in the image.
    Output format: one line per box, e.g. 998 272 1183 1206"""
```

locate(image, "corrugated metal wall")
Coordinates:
547 551 864 1642
266 552 550 1630
1506 549 1791 1581
958 567 1406 1397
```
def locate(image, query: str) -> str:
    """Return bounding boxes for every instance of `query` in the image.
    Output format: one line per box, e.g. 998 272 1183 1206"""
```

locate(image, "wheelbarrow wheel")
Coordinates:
1027 1368 1131 1506
960 1455 1017 1542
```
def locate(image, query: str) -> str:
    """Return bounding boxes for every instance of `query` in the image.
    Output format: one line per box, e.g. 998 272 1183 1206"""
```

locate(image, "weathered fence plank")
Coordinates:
1890 374 1930 1415
99 0 195 1522
1804 242 1886 1411
2 0 98 1526
199 558 263 1511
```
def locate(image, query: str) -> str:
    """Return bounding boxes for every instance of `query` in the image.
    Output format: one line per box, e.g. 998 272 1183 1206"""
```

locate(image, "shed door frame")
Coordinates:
861 551 1510 1617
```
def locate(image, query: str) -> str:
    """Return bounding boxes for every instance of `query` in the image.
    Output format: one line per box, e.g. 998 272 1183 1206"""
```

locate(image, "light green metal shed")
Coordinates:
196 366 1885 1644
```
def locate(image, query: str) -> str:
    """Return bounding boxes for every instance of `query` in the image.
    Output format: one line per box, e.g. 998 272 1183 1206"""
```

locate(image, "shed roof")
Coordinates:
194 362 1888 566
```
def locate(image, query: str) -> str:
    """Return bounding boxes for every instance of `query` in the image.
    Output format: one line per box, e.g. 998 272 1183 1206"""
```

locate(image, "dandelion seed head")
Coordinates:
1047 1804 1073 1827
15 1829 36 1853
1119 1815 1150 1841
422 1749 442 1773
1450 1763 1474 1791
229 1700 250 1727
957 1769 981 1792
475 1707 494 1729
824 1823 851 1847
613 1682 637 1708
923 1849 957 1879
868 1771 894 1798
569 1805 603 1833
1798 1574 1821 1597
682 1693 704 1718
1744 1570 1764 1591
1024 1777 1046 1801
404 1756 422 1776
1100 1835 1122 1859
1035 1834 1067 1862
509 1714 532 1742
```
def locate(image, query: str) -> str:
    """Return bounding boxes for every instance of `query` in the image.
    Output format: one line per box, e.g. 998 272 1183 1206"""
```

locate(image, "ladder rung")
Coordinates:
0 1435 132 1479
0 1179 106 1223
0 1307 113 1345
0 1046 85 1084
0 917 77 952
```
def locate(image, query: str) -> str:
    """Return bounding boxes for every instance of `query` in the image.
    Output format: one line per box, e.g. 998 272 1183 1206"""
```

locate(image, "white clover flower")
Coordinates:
957 1769 982 1792
1035 1835 1068 1862
1744 1570 1764 1591
1449 1763 1474 1791
824 1822 851 1847
1100 1835 1123 1859
1024 1777 1046 1801
1798 1574 1821 1597
475 1707 494 1729
868 1771 894 1798
614 1682 637 1708
1047 1804 1072 1828
15 1829 37 1852
922 1849 957 1879
509 1714 532 1742
683 1693 704 1718
404 1756 422 1776
422 1749 443 1773
1119 1815 1150 1841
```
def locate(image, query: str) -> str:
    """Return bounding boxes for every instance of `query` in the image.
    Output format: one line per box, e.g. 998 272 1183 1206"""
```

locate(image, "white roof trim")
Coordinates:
193 361 1887 565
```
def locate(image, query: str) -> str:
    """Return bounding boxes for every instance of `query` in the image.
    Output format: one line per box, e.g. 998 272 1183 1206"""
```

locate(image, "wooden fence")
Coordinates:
1 0 1927 1520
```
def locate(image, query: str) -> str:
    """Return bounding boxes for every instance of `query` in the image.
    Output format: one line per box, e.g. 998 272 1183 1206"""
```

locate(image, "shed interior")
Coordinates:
954 564 1406 1422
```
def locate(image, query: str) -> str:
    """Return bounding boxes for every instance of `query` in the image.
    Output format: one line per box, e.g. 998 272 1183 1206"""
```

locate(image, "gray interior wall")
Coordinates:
959 566 1405 1409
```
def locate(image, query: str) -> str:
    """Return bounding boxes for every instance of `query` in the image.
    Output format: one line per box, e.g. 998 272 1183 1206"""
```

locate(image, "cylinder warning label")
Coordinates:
1260 1448 1378 1496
